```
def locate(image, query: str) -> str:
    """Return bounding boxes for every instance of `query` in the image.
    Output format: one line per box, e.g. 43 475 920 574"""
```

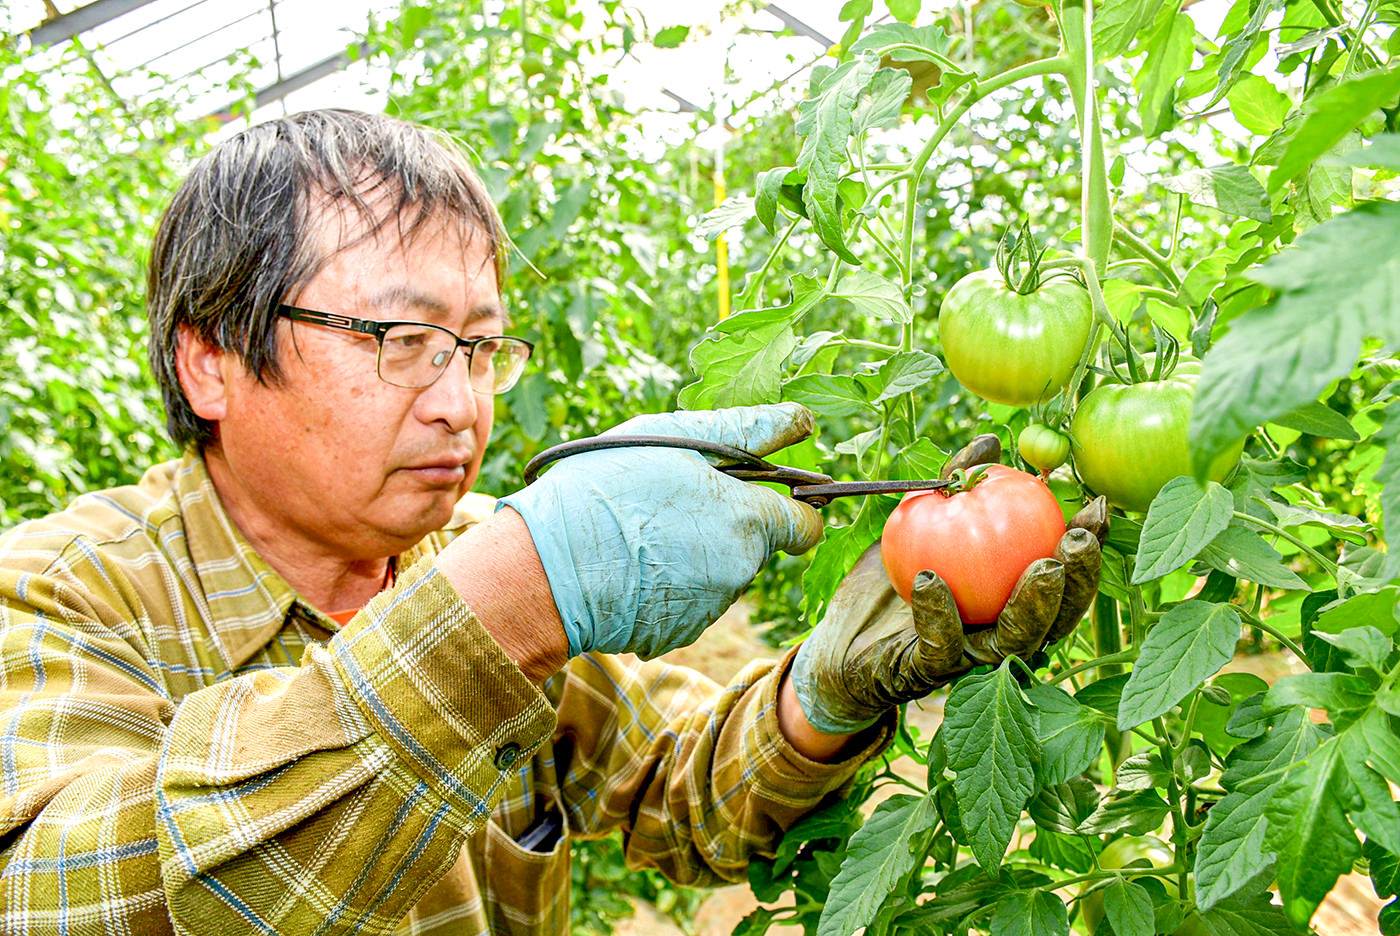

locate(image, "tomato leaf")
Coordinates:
1263 672 1373 722
678 325 796 409
1227 74 1293 135
1200 0 1283 111
1081 788 1172 835
695 196 756 241
679 275 827 409
1094 0 1166 59
1132 477 1234 583
754 166 804 234
1191 214 1400 473
1135 9 1194 136
1264 739 1362 929
944 661 1041 871
1198 523 1309 590
1271 400 1361 439
851 68 912 136
1197 890 1301 935
1312 625 1392 674
857 350 943 404
1340 737 1400 857
1221 706 1328 793
1195 788 1278 910
1118 600 1242 730
1325 134 1400 171
988 889 1069 936
1104 877 1155 936
814 793 937 936
795 53 880 264
850 22 961 65
1029 776 1101 834
831 269 912 324
782 375 874 417
888 0 921 23
1025 684 1106 787
1263 499 1369 545
1267 68 1400 191
1158 165 1271 222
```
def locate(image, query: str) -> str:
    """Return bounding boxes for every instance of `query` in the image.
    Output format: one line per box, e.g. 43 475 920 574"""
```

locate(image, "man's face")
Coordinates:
203 213 504 561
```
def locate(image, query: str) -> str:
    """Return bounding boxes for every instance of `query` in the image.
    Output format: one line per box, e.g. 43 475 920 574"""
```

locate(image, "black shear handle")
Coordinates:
521 434 835 488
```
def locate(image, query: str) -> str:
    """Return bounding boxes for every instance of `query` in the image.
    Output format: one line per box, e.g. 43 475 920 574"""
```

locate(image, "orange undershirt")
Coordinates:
325 559 397 627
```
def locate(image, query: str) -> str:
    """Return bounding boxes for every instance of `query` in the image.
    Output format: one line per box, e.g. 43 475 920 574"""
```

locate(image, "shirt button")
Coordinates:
494 742 522 770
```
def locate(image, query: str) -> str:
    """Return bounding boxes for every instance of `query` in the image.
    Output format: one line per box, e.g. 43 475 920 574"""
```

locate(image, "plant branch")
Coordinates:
1114 222 1181 288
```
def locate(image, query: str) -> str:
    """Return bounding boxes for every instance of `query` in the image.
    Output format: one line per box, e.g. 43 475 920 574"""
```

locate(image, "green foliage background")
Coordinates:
4 0 1399 933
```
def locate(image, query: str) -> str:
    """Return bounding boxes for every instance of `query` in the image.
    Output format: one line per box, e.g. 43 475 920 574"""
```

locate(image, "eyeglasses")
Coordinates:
278 305 533 393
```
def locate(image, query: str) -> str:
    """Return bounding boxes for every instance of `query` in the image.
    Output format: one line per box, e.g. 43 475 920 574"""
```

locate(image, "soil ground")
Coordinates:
606 600 1387 936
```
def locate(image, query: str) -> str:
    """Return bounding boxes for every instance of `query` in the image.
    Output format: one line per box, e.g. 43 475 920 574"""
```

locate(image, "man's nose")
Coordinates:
418 348 483 431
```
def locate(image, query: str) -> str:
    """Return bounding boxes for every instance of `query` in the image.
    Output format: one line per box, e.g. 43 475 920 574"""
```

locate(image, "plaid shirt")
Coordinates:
0 453 889 935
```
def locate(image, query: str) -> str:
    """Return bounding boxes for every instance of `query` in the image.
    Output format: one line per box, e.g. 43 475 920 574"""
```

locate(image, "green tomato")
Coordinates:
938 269 1093 407
1019 423 1071 472
1079 836 1196 935
1069 367 1244 513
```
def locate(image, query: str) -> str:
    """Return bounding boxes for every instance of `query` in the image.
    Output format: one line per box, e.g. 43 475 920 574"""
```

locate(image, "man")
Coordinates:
0 109 1100 935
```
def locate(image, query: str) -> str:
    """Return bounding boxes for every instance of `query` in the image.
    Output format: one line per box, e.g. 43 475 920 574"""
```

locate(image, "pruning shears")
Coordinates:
522 434 957 508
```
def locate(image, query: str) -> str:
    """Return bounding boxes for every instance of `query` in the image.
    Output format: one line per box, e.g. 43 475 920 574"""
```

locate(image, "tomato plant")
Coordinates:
683 0 1400 932
1070 368 1246 513
881 465 1065 623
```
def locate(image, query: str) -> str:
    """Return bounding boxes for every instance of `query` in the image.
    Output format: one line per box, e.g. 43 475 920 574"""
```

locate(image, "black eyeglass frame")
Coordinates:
277 304 534 392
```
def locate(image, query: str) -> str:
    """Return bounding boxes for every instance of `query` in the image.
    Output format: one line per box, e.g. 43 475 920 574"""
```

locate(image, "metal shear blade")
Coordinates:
521 434 954 508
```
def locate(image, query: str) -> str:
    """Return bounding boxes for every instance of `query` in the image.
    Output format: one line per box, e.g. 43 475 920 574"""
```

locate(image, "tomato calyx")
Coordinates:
942 463 993 494
1109 323 1181 385
995 222 1050 295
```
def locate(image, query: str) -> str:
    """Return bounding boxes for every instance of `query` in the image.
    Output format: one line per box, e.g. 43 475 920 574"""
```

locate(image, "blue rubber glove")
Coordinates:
497 404 824 659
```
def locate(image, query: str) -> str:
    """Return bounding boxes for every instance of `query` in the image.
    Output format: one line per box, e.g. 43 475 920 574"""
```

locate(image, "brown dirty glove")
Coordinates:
790 435 1107 735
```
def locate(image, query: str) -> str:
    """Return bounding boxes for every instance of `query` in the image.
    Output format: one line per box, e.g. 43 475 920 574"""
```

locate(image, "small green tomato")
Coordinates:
1018 423 1071 472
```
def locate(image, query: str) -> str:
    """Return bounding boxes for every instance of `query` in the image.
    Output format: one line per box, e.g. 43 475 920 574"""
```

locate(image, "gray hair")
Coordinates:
146 108 505 451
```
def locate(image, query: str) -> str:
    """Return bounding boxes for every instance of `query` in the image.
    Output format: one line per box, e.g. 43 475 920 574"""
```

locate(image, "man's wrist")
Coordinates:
434 508 569 685
777 673 858 762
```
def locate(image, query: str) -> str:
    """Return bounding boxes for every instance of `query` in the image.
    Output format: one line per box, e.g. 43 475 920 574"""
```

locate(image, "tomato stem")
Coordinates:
1112 222 1182 288
737 215 800 309
1231 509 1340 577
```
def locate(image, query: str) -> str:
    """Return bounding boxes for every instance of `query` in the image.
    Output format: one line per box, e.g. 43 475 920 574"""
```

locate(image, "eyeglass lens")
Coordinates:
377 323 530 392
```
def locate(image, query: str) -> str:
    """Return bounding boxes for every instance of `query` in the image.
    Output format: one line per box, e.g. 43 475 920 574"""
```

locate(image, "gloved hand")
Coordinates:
497 404 823 660
791 435 1108 735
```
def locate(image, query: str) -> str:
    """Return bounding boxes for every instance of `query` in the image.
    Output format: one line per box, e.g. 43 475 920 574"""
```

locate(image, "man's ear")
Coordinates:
174 324 231 422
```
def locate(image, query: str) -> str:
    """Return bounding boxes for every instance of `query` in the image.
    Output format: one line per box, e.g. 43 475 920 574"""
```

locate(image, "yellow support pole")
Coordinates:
714 141 730 321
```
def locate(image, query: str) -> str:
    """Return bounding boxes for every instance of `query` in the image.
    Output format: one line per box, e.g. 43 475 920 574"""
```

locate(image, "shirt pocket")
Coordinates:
481 794 572 936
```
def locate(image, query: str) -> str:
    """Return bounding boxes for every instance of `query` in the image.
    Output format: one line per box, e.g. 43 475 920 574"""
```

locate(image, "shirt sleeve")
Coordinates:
548 648 894 886
0 553 554 935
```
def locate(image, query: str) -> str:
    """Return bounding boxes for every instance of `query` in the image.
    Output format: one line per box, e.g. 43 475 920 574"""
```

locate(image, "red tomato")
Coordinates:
881 464 1065 624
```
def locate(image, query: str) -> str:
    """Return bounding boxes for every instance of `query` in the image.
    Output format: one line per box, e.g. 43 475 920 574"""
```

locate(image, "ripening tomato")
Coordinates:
881 464 1065 624
1069 365 1244 513
938 270 1093 407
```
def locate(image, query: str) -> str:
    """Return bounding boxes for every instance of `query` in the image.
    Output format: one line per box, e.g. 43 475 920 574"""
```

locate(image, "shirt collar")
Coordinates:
175 451 301 672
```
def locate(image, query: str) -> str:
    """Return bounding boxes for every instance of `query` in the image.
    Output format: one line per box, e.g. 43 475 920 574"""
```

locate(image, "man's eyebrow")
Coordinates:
367 286 511 328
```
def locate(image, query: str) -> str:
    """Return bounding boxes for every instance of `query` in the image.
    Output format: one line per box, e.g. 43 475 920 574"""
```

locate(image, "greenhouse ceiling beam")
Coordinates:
760 4 836 50
204 41 371 122
29 0 162 48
